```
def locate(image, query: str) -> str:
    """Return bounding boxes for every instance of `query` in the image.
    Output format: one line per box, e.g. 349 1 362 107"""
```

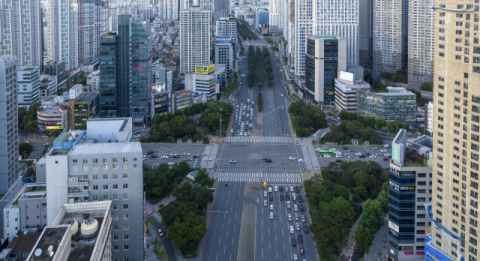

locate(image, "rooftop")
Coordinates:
7 231 42 254
22 67 36 72
76 92 98 103
28 226 69 261
68 142 142 156
309 35 341 40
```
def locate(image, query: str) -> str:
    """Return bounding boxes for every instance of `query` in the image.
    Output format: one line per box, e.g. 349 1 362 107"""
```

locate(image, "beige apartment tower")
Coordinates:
426 2 480 261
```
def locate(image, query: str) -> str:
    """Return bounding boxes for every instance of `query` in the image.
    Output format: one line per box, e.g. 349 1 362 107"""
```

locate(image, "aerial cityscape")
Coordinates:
0 0 471 260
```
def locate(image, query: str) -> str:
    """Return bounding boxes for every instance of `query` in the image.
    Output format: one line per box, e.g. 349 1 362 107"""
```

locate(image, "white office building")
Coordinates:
293 0 359 76
180 7 211 73
0 56 19 194
216 17 237 39
0 0 42 67
215 38 234 80
269 0 284 33
407 0 434 88
17 67 41 106
372 0 402 78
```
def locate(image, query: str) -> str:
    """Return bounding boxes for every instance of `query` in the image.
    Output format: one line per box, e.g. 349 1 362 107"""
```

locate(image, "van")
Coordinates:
292 194 297 201
264 182 267 188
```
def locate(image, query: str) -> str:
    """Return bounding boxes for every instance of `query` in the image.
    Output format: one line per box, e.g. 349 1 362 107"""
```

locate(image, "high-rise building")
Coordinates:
99 15 152 121
0 0 42 67
269 0 284 33
372 0 402 78
255 8 269 31
78 0 109 66
45 127 142 260
180 7 211 73
293 0 359 76
157 0 179 20
216 17 237 59
213 0 229 23
17 67 41 106
425 4 480 261
358 0 373 68
0 56 19 194
407 0 434 89
108 7 118 31
215 38 234 80
305 36 347 105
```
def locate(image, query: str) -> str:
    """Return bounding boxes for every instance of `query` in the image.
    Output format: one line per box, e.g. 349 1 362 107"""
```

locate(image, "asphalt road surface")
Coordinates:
141 144 207 168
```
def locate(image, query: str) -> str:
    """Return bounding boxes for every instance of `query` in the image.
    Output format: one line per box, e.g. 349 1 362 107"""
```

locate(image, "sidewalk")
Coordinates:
339 210 363 261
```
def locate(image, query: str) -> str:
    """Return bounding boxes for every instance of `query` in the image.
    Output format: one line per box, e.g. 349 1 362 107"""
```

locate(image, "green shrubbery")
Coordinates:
237 21 258 40
288 101 327 137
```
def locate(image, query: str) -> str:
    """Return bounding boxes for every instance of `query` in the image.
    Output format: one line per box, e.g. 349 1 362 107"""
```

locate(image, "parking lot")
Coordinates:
232 102 253 136
315 145 393 168
140 144 207 169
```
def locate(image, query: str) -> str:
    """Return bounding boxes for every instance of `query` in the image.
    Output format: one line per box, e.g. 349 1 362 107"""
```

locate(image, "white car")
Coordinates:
168 162 175 166
264 200 268 206
270 204 274 210
143 155 146 158
294 204 298 211
287 201 291 209
161 155 168 159
158 229 164 236
264 190 268 197
268 186 273 193
290 186 294 192
229 159 237 163
289 157 296 160
290 226 295 233
324 155 331 158
288 214 292 221
298 159 305 163
296 223 300 231
185 152 191 156
205 158 212 161
274 186 278 192
270 212 274 219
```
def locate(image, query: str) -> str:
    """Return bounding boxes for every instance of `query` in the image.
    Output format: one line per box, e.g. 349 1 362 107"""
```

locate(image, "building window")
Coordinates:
93 175 98 180
123 204 128 210
103 174 108 180
113 174 118 179
123 224 129 230
113 184 118 190
123 173 128 179
124 245 129 250
113 194 118 200
123 214 129 220
73 159 78 171
103 195 109 200
114 235 119 240
103 185 109 190
123 194 129 200
93 185 98 190
124 234 129 240
123 184 128 189
113 204 118 210
93 195 99 201
113 245 119 251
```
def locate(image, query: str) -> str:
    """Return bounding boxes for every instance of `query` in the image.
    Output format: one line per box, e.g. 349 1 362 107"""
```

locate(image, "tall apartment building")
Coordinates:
358 0 373 67
0 56 19 195
17 67 41 106
99 15 152 121
426 3 480 261
215 38 234 80
108 7 118 31
180 7 211 73
407 0 434 89
0 0 42 67
216 17 237 59
157 0 179 20
45 129 142 260
305 36 347 105
78 0 109 66
372 0 402 78
293 0 359 76
269 0 284 33
388 130 433 261
213 0 229 23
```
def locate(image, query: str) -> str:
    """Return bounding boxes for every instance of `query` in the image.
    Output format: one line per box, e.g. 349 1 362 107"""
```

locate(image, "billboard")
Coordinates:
195 65 215 75
339 70 354 83
392 129 407 164
46 126 63 130
216 38 232 45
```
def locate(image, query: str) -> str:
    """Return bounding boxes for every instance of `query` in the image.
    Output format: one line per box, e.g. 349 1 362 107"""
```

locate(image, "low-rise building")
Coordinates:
37 105 69 133
151 83 172 117
357 87 416 126
174 90 192 111
334 72 370 113
87 70 100 91
39 75 58 98
17 67 40 106
69 92 99 130
185 64 217 100
86 117 133 142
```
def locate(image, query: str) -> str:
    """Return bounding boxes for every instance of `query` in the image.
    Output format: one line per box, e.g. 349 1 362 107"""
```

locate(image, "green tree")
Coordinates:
339 109 349 120
18 108 25 126
348 112 357 121
354 186 367 199
355 225 374 252
365 117 375 128
387 120 399 133
25 120 38 133
191 186 214 209
345 121 356 136
333 185 350 200
375 118 386 129
353 171 372 189
357 115 365 123
78 122 87 130
194 168 215 187
152 113 162 125
399 123 410 132
19 142 34 158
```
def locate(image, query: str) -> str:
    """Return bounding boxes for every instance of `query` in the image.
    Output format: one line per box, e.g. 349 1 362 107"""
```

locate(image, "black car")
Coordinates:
291 239 297 246
303 226 309 234
150 155 157 158
265 159 272 162
298 235 303 243
294 186 299 193
285 193 290 200
193 155 198 158
366 153 371 156
147 151 154 155
280 194 284 201
279 186 284 192
359 155 366 158
262 157 268 160
342 147 348 150
336 159 342 163
269 193 273 201
173 155 180 158
298 196 303 202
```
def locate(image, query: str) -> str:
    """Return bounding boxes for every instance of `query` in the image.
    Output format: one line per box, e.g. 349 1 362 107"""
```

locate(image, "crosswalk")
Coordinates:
226 136 293 143
217 172 302 183
146 205 155 217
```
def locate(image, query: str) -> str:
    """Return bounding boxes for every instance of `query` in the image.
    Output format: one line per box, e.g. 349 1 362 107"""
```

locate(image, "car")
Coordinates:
280 194 284 201
186 158 192 161
301 215 306 223
384 157 389 161
298 235 303 243
285 193 290 200
151 155 157 158
193 155 198 158
264 200 268 206
265 159 272 162
296 223 300 231
173 155 180 158
268 186 273 193
293 254 298 261
294 186 299 193
294 204 298 211
158 229 164 236
147 151 154 155
336 159 342 163
298 159 305 163
270 212 274 219
205 158 212 161
287 201 291 209
274 186 278 192
290 186 294 192
298 196 303 202
264 190 267 197
289 157 296 160
303 226 309 233
290 226 294 233
279 186 284 192
161 155 168 158
229 159 237 163
288 214 292 221
262 157 268 160
295 213 299 221
270 204 274 210
168 162 175 166
299 205 304 212
269 193 273 201
299 246 305 255
292 193 296 201
291 238 297 246
343 147 349 150
185 152 191 156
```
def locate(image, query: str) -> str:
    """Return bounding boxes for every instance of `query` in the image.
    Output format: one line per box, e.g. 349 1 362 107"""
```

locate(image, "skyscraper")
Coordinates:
407 0 434 89
426 3 480 261
0 56 19 194
292 0 358 76
180 7 211 73
99 15 152 121
0 0 42 67
269 0 284 33
358 0 373 68
78 0 109 66
157 0 179 20
372 0 402 78
213 0 229 23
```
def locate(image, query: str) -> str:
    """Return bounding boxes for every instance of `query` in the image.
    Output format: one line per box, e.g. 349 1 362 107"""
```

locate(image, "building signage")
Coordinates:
392 142 402 163
195 65 215 75
388 221 399 233
216 38 232 45
339 70 354 83
399 171 415 177
46 126 63 130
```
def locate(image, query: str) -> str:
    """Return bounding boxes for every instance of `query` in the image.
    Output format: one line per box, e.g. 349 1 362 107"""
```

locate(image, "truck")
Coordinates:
247 99 250 104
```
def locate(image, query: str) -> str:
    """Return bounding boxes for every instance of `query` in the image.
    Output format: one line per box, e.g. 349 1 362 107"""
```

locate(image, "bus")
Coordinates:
318 150 334 156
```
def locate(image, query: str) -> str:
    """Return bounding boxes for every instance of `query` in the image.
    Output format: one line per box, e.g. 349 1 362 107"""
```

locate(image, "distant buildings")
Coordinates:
151 83 172 117
255 8 269 31
157 0 179 20
213 0 229 23
0 56 19 194
216 17 238 59
87 70 100 91
305 36 346 106
269 0 284 33
17 67 41 106
180 7 211 73
357 87 416 126
214 38 234 80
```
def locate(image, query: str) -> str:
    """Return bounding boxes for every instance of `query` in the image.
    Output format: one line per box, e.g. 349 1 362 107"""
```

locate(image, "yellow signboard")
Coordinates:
195 64 215 75
46 126 63 130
